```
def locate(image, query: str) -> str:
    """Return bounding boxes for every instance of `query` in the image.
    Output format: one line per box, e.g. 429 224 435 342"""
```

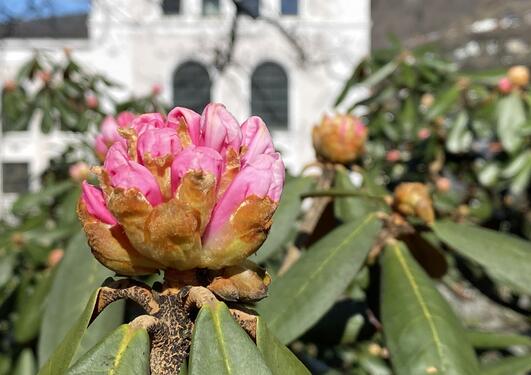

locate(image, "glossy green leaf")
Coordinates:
432 220 531 294
256 317 310 375
12 349 36 375
446 111 472 153
497 92 525 153
381 241 479 375
38 233 124 366
426 85 460 121
0 252 15 289
482 355 531 375
38 288 101 375
189 302 271 375
258 215 381 344
399 96 416 138
66 325 150 375
254 177 315 263
14 269 55 343
466 330 531 348
11 181 73 216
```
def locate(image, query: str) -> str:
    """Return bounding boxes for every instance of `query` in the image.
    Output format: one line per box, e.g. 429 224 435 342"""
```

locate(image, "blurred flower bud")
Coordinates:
393 182 435 224
489 142 503 154
386 149 401 162
312 114 367 164
79 103 285 274
10 232 25 247
85 94 99 109
435 177 451 193
420 93 434 108
94 112 136 160
151 83 162 96
47 248 64 267
497 77 513 94
37 70 52 84
417 128 431 140
507 65 529 87
3 79 17 92
69 161 90 183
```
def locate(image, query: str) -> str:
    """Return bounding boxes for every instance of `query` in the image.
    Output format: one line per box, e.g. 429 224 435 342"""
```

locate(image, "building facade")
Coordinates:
0 0 370 214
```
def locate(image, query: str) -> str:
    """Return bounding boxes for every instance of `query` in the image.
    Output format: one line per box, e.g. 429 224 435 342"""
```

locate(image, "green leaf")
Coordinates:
399 96 416 139
66 325 150 375
11 181 73 216
432 220 531 294
254 177 315 263
446 111 472 153
258 215 381 344
38 288 101 375
482 355 531 375
497 92 526 153
333 169 385 223
14 269 55 343
189 302 271 375
426 85 460 121
256 317 310 375
12 349 36 375
38 233 124 366
381 241 479 375
0 252 15 289
466 330 531 348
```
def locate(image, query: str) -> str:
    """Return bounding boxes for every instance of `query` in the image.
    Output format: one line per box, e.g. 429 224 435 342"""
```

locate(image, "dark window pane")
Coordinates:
2 163 29 193
162 0 180 14
203 0 220 15
173 62 211 114
281 0 298 15
251 62 288 130
236 0 259 17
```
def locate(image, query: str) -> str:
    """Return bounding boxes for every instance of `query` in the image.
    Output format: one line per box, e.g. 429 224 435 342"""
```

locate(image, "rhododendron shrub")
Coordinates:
79 104 284 274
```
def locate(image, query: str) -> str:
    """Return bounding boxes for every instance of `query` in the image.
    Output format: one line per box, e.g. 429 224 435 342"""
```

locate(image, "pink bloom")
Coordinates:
79 103 285 272
81 181 117 225
94 112 135 160
498 77 512 94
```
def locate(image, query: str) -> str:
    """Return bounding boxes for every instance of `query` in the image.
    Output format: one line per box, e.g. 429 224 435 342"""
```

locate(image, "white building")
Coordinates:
0 0 370 214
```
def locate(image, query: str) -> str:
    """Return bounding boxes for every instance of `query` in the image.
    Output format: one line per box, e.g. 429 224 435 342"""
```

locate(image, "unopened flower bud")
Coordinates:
69 161 90 183
94 112 136 160
3 80 17 92
507 65 529 87
85 94 99 109
312 114 367 164
79 103 285 274
151 83 162 96
497 77 512 94
435 177 451 193
47 248 64 267
420 93 434 108
386 149 401 162
393 182 435 224
417 128 431 140
37 70 51 84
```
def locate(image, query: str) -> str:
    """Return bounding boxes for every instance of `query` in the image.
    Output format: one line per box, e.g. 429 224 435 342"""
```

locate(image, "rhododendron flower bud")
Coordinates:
393 182 435 224
78 103 285 276
69 161 90 183
507 65 529 87
85 94 98 109
47 248 64 267
497 77 512 94
435 177 451 193
152 83 162 96
386 149 401 162
3 80 17 92
94 112 135 160
312 114 367 164
417 128 431 140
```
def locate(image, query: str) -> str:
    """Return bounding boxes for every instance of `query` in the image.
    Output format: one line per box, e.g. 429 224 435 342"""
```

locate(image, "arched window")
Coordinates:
162 0 180 15
173 62 211 114
281 0 298 15
251 62 288 130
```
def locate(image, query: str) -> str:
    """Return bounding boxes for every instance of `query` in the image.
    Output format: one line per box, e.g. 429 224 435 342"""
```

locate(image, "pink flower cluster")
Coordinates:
79 103 284 273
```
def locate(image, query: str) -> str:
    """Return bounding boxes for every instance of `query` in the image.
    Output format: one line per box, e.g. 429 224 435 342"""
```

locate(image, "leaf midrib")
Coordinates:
269 214 377 327
391 243 446 372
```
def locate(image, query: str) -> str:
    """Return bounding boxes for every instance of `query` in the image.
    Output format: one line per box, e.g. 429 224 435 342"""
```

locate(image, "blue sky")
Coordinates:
0 0 90 22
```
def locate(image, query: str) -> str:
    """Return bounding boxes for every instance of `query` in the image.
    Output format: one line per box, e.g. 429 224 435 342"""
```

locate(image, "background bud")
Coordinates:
507 65 529 87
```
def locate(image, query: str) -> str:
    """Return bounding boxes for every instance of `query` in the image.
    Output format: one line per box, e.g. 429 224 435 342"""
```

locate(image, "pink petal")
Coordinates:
203 153 284 239
131 113 165 136
81 181 117 225
100 116 120 142
104 143 163 206
171 146 223 193
200 103 242 153
167 107 202 145
240 116 275 165
116 111 136 128
137 128 182 163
